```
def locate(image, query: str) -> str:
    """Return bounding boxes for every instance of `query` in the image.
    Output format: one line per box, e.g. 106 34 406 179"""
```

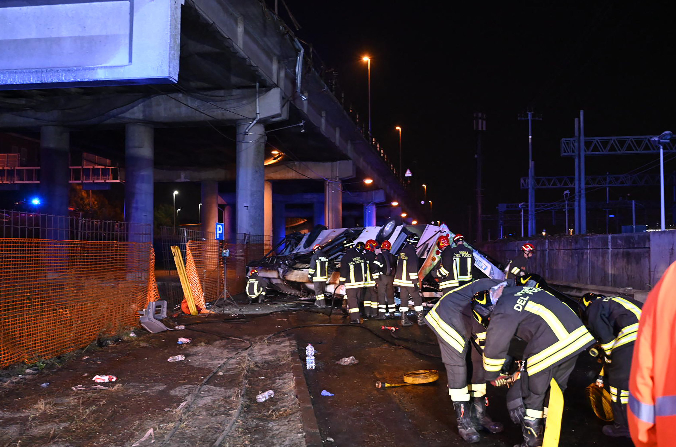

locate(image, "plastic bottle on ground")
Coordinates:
256 390 274 402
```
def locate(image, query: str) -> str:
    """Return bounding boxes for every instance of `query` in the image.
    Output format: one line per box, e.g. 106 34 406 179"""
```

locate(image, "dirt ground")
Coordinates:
0 295 637 447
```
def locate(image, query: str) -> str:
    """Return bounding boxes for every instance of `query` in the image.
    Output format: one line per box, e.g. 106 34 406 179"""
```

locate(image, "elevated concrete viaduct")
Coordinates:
0 0 423 244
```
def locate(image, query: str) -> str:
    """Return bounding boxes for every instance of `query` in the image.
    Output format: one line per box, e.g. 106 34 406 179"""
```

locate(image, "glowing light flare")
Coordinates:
401 212 407 218
391 201 399 206
363 178 374 185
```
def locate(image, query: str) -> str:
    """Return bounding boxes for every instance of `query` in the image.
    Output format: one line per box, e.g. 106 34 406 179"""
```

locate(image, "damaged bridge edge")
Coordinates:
290 338 323 447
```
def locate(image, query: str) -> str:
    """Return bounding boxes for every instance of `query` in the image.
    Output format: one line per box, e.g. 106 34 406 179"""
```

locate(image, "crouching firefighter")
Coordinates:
582 293 641 438
472 283 595 447
425 278 505 443
246 268 271 303
308 244 330 308
340 241 368 324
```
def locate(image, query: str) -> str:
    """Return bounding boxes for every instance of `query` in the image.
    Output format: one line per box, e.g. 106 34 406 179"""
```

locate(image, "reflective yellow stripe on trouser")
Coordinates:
609 386 629 404
449 386 470 402
425 309 465 353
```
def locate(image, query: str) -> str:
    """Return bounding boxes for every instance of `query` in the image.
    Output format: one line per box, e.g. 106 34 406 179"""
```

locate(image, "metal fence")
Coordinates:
0 209 150 242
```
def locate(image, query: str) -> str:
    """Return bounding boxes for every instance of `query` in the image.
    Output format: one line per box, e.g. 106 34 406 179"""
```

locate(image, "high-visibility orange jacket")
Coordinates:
628 261 676 446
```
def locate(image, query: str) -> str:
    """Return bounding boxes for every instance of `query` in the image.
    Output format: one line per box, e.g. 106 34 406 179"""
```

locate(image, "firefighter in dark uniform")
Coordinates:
363 239 379 318
451 234 474 287
308 244 329 308
246 268 271 303
433 235 457 292
472 284 595 447
505 243 535 281
581 293 641 438
339 241 368 324
374 240 396 319
425 278 505 443
394 239 425 326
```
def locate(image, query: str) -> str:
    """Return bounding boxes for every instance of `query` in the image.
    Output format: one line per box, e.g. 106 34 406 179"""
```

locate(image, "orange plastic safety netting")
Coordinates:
0 239 157 369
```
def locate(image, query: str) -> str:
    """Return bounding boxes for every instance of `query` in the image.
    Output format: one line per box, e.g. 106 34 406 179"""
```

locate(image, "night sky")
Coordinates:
280 0 676 236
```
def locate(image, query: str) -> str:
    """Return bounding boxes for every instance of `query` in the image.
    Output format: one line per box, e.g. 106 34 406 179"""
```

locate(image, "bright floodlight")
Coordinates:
391 201 399 206
363 178 374 185
362 56 370 62
401 212 407 218
30 197 41 206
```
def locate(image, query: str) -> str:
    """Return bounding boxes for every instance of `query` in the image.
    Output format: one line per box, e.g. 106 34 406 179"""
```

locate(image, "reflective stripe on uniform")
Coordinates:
526 409 544 418
394 279 414 287
439 265 449 276
425 309 465 352
601 323 638 355
524 301 569 340
349 308 360 313
526 326 595 375
439 279 460 289
449 386 470 401
468 383 486 397
483 355 505 372
611 297 642 319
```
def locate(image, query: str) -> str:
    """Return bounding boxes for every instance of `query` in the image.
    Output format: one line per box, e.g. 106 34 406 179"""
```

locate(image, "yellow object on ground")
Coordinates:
376 370 440 388
543 378 563 447
171 246 198 315
585 383 614 421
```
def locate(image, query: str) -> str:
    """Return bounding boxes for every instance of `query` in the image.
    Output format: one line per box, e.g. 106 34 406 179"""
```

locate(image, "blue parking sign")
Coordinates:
215 223 224 240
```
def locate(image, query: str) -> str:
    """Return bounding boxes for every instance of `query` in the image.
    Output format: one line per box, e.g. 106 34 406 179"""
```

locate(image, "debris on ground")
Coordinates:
177 337 192 344
92 375 117 383
381 326 399 332
40 382 49 387
306 344 316 369
321 390 334 396
167 355 185 362
131 428 155 446
336 356 359 366
256 390 274 402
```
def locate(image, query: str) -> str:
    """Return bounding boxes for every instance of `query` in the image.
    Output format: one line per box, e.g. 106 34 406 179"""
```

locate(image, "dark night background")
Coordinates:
3 1 676 239
277 0 676 236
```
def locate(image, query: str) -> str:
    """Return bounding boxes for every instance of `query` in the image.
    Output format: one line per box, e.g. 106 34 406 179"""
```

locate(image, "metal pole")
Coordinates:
660 144 666 230
574 118 580 235
521 204 524 238
632 200 636 232
580 110 587 234
528 112 535 237
173 194 176 233
367 58 371 139
399 128 402 181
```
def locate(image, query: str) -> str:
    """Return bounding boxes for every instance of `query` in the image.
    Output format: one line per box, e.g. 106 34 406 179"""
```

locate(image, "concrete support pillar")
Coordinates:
364 203 376 227
201 180 218 238
265 180 273 247
313 201 325 226
223 205 234 241
325 179 342 229
273 201 286 248
40 126 70 239
124 124 154 243
235 121 265 238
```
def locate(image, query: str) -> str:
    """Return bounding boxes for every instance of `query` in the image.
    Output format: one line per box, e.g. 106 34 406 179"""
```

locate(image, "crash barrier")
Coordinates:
0 239 158 369
478 231 676 291
0 209 151 242
184 236 268 300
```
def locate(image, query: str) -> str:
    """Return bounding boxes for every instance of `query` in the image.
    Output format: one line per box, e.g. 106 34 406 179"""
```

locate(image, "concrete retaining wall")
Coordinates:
478 231 676 291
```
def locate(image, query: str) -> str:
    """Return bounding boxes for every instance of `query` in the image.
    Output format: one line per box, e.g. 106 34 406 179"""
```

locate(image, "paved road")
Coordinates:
286 308 635 447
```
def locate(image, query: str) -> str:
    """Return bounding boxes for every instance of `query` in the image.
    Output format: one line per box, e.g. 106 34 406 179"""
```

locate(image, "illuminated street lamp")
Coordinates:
362 56 372 138
391 200 399 207
422 184 427 201
395 126 402 180
199 202 202 224
401 212 407 218
176 208 181 227
173 190 179 232
363 178 374 185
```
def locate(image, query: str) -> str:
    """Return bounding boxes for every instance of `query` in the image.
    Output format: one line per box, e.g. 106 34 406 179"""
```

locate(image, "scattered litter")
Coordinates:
337 356 359 366
176 401 188 412
72 384 114 391
381 326 399 332
321 390 334 396
326 437 334 443
174 325 185 330
72 385 86 391
132 428 155 446
128 332 137 337
24 368 38 375
256 390 274 402
92 385 110 390
306 344 316 370
83 356 89 360
167 355 186 362
92 375 117 383
177 337 192 344
40 382 50 388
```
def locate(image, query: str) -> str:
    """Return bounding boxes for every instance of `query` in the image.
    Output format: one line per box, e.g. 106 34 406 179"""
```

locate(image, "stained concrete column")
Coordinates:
201 180 218 238
265 180 273 248
236 121 265 238
364 203 376 227
124 123 154 243
223 205 234 241
40 126 70 240
325 179 342 229
313 201 325 226
273 200 286 248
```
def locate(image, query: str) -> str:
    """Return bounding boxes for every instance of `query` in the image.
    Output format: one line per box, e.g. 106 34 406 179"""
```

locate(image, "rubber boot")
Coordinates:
602 401 630 438
400 310 413 327
514 417 543 447
416 311 427 326
471 397 503 433
376 310 387 320
314 298 326 308
453 402 480 443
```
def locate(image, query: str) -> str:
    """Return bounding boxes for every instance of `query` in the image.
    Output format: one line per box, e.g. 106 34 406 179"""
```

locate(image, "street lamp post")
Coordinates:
422 184 427 202
395 126 402 181
199 203 202 224
173 190 179 233
176 208 181 228
362 56 372 139
563 190 570 235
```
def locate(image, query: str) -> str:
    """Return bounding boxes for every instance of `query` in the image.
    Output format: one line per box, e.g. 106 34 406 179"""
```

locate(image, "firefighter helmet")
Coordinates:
471 290 494 328
582 292 604 308
365 239 378 252
453 234 464 244
437 235 450 249
250 268 258 276
380 240 392 250
521 243 535 253
355 241 365 252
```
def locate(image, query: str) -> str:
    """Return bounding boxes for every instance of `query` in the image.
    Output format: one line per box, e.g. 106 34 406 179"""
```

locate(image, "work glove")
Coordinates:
491 375 511 387
596 375 604 388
